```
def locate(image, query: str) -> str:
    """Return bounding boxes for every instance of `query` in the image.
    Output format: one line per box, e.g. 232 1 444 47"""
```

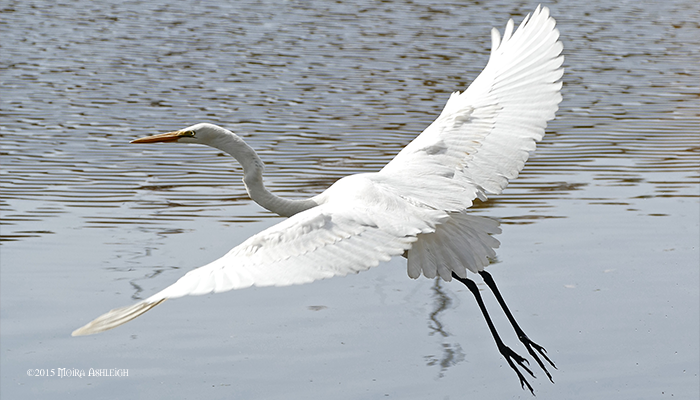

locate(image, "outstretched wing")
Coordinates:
381 5 564 209
72 175 447 336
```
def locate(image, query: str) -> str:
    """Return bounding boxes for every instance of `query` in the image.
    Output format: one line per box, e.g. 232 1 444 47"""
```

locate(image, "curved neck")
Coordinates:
206 128 318 217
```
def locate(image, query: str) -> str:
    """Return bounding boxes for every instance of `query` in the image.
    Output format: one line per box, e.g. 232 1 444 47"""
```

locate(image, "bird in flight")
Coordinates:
74 5 563 394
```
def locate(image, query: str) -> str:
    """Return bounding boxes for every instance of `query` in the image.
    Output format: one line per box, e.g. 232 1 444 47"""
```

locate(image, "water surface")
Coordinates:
2 0 698 399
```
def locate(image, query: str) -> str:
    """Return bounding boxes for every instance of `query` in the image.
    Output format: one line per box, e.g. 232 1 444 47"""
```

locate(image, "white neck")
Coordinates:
204 127 319 217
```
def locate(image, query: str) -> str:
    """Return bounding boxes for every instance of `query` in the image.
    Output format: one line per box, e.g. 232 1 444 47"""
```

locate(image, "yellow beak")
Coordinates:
130 131 182 144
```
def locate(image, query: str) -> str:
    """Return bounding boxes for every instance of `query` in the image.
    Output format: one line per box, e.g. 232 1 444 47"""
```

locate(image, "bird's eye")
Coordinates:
180 130 196 138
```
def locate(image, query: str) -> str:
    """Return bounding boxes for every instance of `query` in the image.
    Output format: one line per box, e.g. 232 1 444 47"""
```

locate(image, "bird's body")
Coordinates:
74 5 563 394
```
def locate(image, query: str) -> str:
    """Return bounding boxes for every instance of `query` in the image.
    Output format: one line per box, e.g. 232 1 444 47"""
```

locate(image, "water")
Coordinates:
2 0 698 398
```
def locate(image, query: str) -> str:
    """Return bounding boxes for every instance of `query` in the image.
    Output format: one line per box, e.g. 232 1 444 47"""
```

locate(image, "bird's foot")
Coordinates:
498 342 536 395
518 334 556 382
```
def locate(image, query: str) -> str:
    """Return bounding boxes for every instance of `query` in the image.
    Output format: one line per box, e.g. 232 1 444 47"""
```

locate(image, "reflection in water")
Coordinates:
129 269 165 301
427 278 451 338
425 278 465 377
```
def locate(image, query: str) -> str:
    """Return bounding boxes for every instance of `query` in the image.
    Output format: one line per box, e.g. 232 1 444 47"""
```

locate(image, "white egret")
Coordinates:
73 5 563 394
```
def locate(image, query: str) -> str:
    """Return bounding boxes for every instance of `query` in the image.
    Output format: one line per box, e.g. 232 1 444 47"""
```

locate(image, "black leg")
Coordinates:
451 272 536 395
479 270 557 381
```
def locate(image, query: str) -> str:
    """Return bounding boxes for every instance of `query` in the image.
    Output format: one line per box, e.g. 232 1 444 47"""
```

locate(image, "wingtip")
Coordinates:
490 27 502 54
71 326 91 337
71 298 167 337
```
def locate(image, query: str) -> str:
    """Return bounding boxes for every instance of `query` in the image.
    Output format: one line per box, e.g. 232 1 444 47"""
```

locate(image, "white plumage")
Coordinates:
73 5 563 340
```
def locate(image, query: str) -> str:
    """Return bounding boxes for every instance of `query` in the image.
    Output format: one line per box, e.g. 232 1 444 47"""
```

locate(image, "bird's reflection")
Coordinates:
425 277 465 377
427 277 451 337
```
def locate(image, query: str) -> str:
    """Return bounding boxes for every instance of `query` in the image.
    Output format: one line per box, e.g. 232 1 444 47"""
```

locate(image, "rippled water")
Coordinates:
2 0 698 399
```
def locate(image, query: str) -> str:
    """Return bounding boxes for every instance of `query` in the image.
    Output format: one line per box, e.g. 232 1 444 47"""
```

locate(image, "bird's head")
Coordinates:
131 123 229 145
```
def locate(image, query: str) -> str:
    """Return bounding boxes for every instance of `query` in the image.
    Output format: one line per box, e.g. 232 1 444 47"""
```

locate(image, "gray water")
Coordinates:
1 0 698 399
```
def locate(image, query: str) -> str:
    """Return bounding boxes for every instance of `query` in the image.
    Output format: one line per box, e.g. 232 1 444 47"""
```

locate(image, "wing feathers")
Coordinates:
383 6 562 204
73 176 446 335
72 299 166 336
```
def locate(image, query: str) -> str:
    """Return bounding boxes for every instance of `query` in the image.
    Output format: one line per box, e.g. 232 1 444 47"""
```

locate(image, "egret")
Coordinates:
73 5 563 394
